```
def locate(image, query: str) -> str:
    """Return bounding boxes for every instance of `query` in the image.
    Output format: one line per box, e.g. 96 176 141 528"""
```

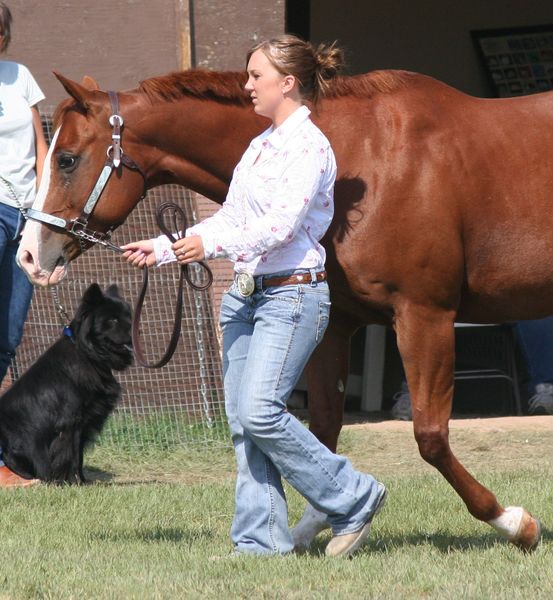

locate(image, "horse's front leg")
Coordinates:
396 304 541 551
291 309 358 550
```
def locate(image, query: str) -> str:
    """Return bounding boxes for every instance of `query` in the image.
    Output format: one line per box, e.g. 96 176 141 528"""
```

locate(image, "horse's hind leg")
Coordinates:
396 305 540 551
305 311 357 452
291 311 358 550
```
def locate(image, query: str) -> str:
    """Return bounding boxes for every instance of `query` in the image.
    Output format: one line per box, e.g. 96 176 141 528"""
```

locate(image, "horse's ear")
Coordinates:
80 75 100 91
53 71 99 110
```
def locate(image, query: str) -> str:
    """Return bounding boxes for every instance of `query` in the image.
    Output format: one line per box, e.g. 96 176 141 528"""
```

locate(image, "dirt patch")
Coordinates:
344 414 553 433
339 414 553 478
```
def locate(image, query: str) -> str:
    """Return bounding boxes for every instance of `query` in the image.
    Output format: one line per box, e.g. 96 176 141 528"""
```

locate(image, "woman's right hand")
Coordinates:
120 240 157 268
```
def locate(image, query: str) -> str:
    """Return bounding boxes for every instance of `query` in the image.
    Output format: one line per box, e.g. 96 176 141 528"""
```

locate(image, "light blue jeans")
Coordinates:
0 203 34 382
221 272 382 555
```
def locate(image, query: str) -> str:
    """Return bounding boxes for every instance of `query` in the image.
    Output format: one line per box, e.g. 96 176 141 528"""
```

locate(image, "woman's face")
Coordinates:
245 49 287 121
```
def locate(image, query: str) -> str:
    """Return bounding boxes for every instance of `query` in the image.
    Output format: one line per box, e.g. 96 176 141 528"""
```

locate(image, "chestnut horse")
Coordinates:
17 69 546 551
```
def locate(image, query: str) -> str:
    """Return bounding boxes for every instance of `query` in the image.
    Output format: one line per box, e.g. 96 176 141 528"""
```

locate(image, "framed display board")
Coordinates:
472 24 553 97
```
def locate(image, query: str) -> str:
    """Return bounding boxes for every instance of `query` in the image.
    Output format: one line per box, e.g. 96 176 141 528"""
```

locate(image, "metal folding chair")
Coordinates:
454 323 522 415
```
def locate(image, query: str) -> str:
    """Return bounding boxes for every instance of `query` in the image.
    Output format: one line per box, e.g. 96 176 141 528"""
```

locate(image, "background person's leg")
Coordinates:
516 317 553 414
0 207 33 383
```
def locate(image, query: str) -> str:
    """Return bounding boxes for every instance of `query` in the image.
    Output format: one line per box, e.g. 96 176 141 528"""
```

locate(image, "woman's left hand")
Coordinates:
172 235 206 264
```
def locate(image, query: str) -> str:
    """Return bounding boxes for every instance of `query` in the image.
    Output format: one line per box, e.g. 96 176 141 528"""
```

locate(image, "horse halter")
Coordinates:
25 91 146 253
24 91 214 369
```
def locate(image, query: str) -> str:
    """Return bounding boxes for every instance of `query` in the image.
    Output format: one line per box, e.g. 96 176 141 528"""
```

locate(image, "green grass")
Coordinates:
99 412 230 452
0 422 551 599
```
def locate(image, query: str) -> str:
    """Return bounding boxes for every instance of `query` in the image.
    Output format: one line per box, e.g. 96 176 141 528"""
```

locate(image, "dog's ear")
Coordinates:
105 284 121 299
70 284 103 341
82 283 104 306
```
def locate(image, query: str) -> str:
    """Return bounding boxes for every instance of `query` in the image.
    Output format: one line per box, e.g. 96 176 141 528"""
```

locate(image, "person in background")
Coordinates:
515 318 553 415
122 34 387 557
0 2 47 486
391 317 553 420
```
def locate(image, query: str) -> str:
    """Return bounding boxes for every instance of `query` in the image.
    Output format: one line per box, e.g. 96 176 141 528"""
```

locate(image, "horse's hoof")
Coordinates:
512 510 541 553
488 506 541 552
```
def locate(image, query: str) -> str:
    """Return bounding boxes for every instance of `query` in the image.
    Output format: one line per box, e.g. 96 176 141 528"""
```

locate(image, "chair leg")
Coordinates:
507 325 523 415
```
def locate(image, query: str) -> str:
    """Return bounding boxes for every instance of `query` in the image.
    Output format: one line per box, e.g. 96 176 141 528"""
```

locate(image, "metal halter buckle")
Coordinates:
236 272 255 297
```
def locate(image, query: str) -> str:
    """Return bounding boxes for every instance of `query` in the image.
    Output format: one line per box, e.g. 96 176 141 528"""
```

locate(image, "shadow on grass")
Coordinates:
84 466 115 483
84 471 194 486
84 466 192 485
89 525 216 544
304 526 552 556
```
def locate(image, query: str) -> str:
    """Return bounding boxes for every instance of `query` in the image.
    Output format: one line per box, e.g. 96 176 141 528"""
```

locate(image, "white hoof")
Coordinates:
291 504 329 550
488 506 541 552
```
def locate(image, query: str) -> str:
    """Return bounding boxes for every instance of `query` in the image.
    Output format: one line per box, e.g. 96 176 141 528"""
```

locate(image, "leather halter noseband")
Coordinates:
25 91 146 252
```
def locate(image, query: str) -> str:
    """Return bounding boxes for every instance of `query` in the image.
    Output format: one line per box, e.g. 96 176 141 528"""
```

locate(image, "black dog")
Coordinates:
0 283 133 484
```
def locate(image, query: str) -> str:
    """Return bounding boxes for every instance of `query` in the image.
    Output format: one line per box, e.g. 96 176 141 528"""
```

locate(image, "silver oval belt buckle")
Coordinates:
236 272 255 297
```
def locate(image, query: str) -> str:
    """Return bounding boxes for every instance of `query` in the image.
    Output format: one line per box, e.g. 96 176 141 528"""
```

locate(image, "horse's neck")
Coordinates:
131 95 265 204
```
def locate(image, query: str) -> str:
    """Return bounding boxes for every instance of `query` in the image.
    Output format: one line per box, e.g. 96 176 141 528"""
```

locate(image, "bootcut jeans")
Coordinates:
221 273 383 554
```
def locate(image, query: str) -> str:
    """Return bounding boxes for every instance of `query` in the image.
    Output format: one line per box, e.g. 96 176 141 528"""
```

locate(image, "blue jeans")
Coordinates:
515 317 553 391
0 204 34 382
221 274 382 555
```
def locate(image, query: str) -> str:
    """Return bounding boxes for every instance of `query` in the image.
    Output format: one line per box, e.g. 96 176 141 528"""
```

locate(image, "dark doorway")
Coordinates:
286 0 310 40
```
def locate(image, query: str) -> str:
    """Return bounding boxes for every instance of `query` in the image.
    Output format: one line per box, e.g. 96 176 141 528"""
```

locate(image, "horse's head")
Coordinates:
17 73 147 286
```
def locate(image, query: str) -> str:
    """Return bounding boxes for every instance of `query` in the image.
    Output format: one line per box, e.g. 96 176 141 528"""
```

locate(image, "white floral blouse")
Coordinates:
154 105 336 275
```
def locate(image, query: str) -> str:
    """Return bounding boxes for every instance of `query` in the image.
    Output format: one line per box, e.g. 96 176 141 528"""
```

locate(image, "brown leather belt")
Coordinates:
234 270 327 297
261 270 327 288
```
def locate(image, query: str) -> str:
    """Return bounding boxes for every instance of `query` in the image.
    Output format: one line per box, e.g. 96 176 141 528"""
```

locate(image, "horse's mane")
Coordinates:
139 70 251 105
50 69 418 126
326 70 417 99
137 69 417 105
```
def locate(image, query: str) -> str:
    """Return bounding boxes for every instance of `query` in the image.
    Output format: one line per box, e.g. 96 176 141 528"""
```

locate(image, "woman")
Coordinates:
123 35 386 557
0 2 47 487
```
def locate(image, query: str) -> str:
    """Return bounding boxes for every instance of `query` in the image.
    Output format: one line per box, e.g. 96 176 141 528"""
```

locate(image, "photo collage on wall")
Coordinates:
472 25 553 98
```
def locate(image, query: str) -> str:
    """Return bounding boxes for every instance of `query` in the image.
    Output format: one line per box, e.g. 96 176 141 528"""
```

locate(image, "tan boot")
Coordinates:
0 465 40 488
325 485 387 557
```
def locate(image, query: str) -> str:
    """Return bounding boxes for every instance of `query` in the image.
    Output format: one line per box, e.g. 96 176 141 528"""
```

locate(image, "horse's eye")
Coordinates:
57 154 77 171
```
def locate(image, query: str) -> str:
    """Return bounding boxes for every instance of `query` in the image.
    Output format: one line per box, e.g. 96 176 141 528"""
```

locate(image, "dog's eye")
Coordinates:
108 318 119 326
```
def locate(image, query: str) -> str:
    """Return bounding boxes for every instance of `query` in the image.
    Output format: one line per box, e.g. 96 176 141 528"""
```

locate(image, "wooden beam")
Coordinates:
175 0 192 69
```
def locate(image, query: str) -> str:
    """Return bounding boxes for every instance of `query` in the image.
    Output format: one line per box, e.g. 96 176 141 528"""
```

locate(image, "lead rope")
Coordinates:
0 174 27 220
131 201 213 369
50 285 73 332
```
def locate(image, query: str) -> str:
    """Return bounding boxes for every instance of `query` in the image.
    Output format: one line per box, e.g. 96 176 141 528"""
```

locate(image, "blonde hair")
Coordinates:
247 34 345 103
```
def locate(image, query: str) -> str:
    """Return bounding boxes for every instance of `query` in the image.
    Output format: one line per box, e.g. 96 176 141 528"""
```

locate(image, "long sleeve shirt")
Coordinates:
153 105 336 275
